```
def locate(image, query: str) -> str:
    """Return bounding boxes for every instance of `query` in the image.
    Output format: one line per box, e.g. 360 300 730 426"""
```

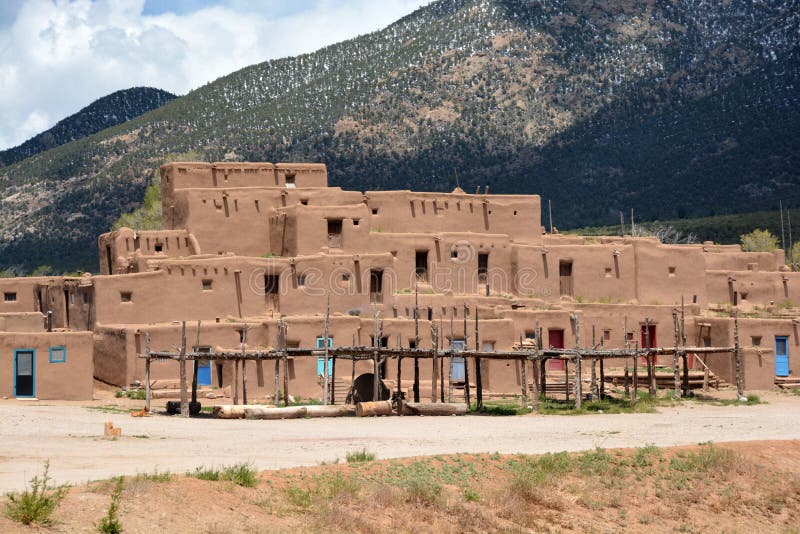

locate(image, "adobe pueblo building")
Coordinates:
1 161 798 402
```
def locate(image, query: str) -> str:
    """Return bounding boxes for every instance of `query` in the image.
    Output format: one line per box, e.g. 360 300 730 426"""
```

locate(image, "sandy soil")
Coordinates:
1 390 799 493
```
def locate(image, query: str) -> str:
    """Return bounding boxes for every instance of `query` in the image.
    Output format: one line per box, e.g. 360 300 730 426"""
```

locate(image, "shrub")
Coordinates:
97 476 124 534
740 229 779 252
5 461 68 525
189 466 221 481
345 449 376 463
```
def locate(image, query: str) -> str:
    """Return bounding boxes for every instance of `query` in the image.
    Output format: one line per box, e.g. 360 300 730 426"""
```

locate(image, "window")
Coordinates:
49 346 66 363
451 248 458 259
372 208 378 215
524 331 536 340
298 273 307 286
478 253 488 283
120 292 132 302
603 329 611 342
626 332 634 342
285 173 296 188
300 199 309 205
353 219 360 226
415 250 428 282
4 292 17 302
668 266 676 277
559 260 573 296
202 279 213 290
154 243 163 252
751 336 762 347
264 275 279 295
328 219 343 248
316 337 333 377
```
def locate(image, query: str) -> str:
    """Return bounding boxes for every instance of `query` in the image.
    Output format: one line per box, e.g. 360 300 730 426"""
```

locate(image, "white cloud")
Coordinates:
0 0 428 150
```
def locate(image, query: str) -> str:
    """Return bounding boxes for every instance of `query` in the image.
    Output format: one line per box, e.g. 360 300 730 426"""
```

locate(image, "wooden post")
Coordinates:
413 283 420 403
734 309 745 399
463 305 471 408
590 325 597 399
624 365 629 397
632 342 639 407
573 314 581 410
431 323 439 403
564 359 569 402
673 311 681 398
191 320 201 407
331 355 337 405
396 334 403 414
275 322 282 405
233 358 239 406
179 321 189 417
540 358 547 399
145 333 151 413
372 310 380 401
475 307 483 410
323 294 330 406
439 315 445 402
599 352 606 399
241 325 249 406
681 298 690 397
683 353 690 396
282 322 289 406
645 317 655 397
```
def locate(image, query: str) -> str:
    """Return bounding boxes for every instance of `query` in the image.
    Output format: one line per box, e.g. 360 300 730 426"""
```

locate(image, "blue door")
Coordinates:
316 337 333 376
196 360 211 386
14 349 35 398
775 336 790 377
450 340 465 381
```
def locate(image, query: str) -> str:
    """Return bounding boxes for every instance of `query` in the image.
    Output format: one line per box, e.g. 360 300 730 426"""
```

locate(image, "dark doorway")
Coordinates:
370 269 383 303
14 350 35 397
478 253 488 284
559 260 573 296
106 245 113 275
415 250 428 282
327 219 343 248
265 274 280 311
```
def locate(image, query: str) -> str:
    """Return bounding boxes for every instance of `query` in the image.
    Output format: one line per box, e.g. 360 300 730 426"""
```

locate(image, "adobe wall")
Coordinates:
364 190 543 241
705 271 800 307
0 331 93 400
0 313 44 332
633 241 708 305
98 228 200 275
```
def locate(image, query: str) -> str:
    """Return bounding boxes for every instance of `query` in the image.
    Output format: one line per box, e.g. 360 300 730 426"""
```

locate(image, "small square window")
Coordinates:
300 199 308 205
120 292 132 302
50 346 66 363
626 332 634 341
751 336 761 347
154 243 164 252
353 219 360 226
603 329 611 341
202 279 213 290
3 292 17 302
668 266 676 276
298 273 306 286
371 208 378 215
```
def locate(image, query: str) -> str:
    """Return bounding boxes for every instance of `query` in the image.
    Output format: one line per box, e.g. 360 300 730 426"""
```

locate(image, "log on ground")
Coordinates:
399 402 467 416
304 405 356 417
355 400 394 417
244 406 308 420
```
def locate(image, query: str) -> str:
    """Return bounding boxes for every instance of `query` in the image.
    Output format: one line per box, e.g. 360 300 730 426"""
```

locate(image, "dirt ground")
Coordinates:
1 440 799 533
1 389 799 494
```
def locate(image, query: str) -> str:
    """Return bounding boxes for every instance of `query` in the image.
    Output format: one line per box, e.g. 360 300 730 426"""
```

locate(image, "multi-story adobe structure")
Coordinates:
1 162 798 400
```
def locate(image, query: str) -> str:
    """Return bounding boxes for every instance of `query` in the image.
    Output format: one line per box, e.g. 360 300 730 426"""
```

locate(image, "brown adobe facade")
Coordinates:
1 161 798 400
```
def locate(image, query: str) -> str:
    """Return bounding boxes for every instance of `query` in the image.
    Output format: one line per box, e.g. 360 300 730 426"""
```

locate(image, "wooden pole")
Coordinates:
599 343 605 399
275 322 282 405
179 321 188 417
681 297 689 397
463 304 471 407
673 311 681 398
645 317 655 397
396 334 403 414
540 358 547 400
282 322 289 406
413 282 420 402
475 307 483 410
734 308 745 400
372 310 380 401
241 324 248 406
439 315 445 402
145 333 151 413
519 336 528 409
431 323 439 403
573 315 581 410
590 325 597 399
564 359 569 402
191 320 200 407
632 342 639 408
323 294 330 406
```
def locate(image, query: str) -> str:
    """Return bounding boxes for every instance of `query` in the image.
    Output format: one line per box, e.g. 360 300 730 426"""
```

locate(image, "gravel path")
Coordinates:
1 393 799 492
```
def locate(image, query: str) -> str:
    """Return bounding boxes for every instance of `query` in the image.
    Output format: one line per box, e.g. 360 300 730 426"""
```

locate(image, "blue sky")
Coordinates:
0 0 428 150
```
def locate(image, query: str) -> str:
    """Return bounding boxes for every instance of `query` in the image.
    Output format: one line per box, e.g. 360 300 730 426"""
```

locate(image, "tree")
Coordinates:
740 229 779 252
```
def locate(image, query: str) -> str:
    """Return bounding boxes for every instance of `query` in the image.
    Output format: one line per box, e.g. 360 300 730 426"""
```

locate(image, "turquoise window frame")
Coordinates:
49 346 67 363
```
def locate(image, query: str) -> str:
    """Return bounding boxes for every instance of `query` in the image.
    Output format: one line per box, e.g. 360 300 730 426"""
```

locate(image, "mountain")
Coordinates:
1 0 798 273
0 87 176 166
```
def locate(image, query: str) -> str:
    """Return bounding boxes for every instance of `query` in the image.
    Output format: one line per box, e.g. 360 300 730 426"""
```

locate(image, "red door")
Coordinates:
548 329 565 370
641 324 657 364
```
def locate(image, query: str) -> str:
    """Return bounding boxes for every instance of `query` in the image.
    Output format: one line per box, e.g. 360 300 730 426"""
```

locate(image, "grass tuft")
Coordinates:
189 466 221 481
346 449 376 463
221 463 258 487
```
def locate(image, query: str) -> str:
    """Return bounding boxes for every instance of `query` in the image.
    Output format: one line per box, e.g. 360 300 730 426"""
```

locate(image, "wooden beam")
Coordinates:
179 321 188 417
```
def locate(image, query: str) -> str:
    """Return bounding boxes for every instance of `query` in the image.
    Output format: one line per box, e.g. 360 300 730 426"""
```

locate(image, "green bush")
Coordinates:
4 461 68 525
189 466 220 481
97 476 123 534
221 463 257 487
